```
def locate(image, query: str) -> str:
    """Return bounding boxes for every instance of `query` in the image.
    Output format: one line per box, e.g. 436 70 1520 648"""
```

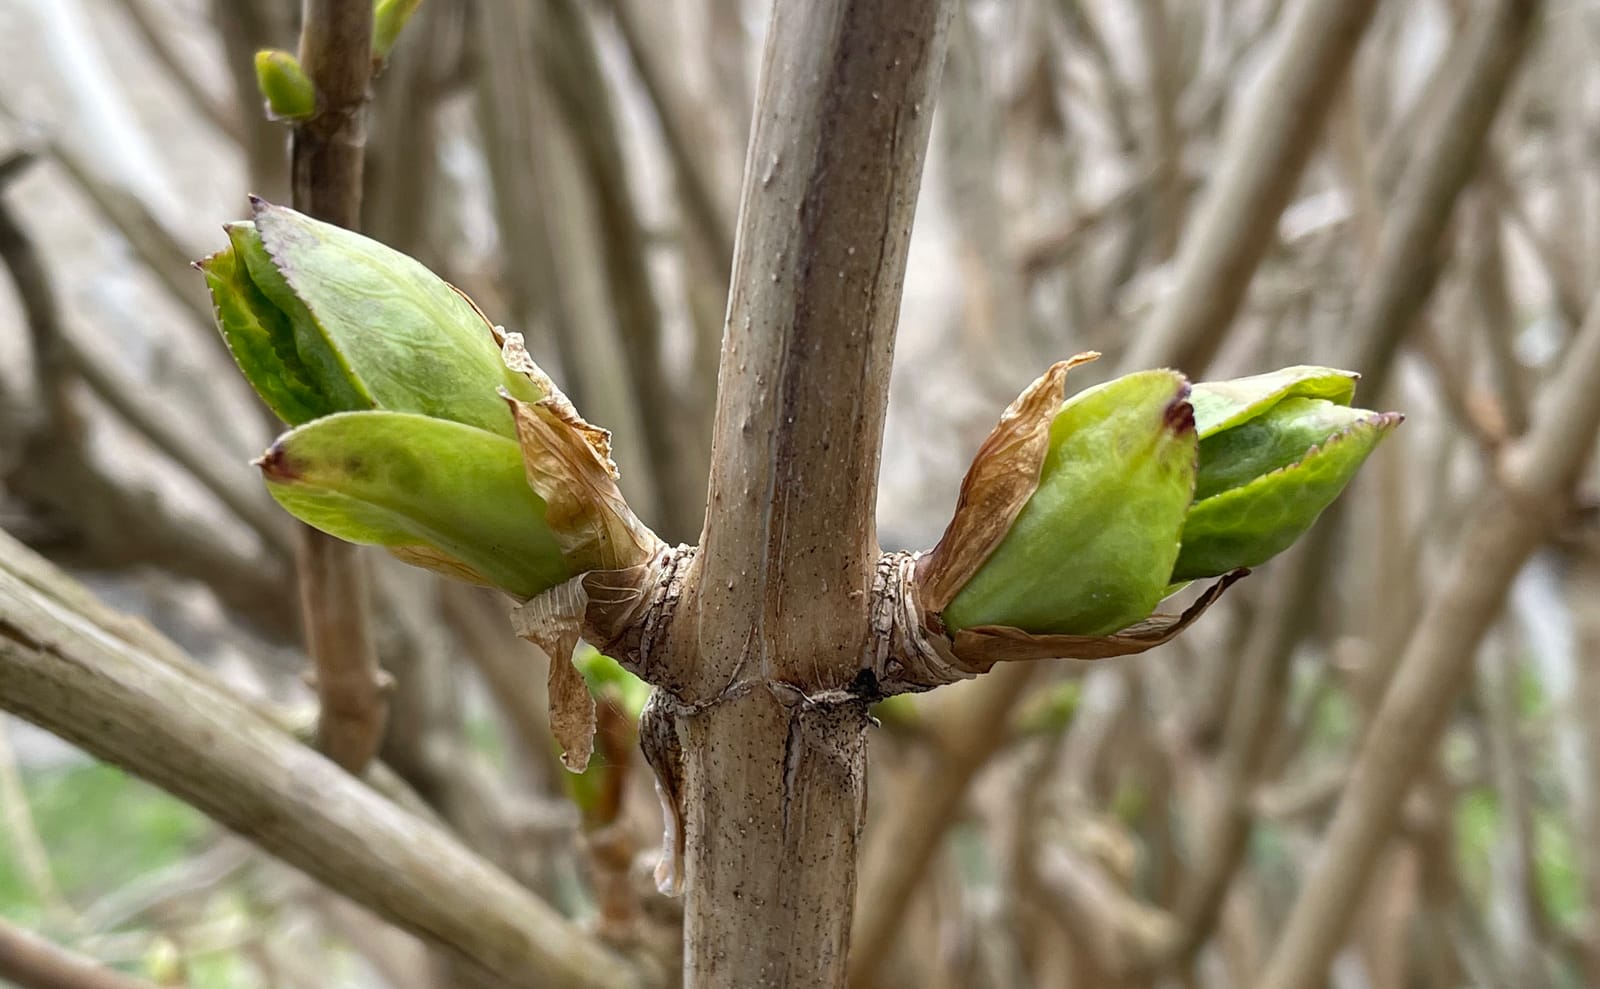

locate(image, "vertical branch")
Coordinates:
291 0 387 774
293 0 371 226
661 1 956 985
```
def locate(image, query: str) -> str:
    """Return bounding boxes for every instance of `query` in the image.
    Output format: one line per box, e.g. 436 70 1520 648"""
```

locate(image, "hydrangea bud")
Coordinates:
256 410 572 599
940 369 1198 635
253 49 316 121
197 198 542 434
920 359 1398 653
198 201 657 599
1173 366 1402 581
373 0 424 62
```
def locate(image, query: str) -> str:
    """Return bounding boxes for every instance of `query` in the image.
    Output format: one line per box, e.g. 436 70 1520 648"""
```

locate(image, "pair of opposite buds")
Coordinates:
198 200 1400 643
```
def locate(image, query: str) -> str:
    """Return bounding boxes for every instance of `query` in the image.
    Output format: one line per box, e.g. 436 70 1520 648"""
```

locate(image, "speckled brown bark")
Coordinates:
652 2 955 984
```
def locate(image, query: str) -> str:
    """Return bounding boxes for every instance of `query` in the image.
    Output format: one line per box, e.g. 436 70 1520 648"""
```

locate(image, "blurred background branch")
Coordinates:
0 0 1595 986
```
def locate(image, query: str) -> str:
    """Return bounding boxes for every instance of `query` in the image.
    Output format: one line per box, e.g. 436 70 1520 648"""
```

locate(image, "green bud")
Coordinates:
257 410 571 598
253 49 316 121
1172 367 1401 581
942 370 1198 636
373 0 425 63
197 199 542 433
574 645 650 721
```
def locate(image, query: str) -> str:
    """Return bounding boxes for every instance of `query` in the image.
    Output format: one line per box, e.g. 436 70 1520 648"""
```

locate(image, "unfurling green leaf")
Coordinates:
942 369 1198 636
199 200 542 432
258 411 571 598
1194 398 1372 501
1188 365 1359 437
1172 366 1400 581
253 49 316 121
1174 408 1401 581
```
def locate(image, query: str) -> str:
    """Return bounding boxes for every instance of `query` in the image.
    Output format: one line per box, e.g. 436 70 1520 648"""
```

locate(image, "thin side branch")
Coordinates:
0 532 640 989
0 917 160 989
1257 277 1600 989
291 0 387 774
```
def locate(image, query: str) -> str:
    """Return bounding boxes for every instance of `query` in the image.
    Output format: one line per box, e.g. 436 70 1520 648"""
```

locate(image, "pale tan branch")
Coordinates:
1257 276 1600 989
0 535 640 989
658 2 957 985
0 917 160 989
1348 0 1542 400
1125 0 1381 373
34 138 215 333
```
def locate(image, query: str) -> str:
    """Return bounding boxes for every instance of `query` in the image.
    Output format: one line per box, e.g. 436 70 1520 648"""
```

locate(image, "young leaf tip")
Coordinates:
252 442 298 481
1164 382 1196 435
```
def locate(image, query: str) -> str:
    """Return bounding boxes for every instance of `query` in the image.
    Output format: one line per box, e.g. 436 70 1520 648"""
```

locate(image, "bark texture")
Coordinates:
653 2 956 985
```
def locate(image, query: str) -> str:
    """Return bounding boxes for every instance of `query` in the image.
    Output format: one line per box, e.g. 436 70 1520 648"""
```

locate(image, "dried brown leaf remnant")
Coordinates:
915 352 1101 613
501 332 662 575
949 568 1247 666
510 574 597 773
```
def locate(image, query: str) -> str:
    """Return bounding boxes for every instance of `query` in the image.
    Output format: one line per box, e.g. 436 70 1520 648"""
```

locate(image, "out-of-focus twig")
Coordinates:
35 137 215 332
1568 542 1600 987
1482 155 1588 329
442 584 560 787
1348 0 1542 400
1257 267 1600 989
0 724 72 928
0 917 159 989
61 332 290 553
1467 193 1531 437
0 153 285 553
605 0 734 276
0 532 641 989
1159 533 1331 974
849 664 1037 988
108 0 245 144
537 0 700 541
1480 629 1550 984
1124 0 1381 373
290 0 387 776
0 156 292 630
